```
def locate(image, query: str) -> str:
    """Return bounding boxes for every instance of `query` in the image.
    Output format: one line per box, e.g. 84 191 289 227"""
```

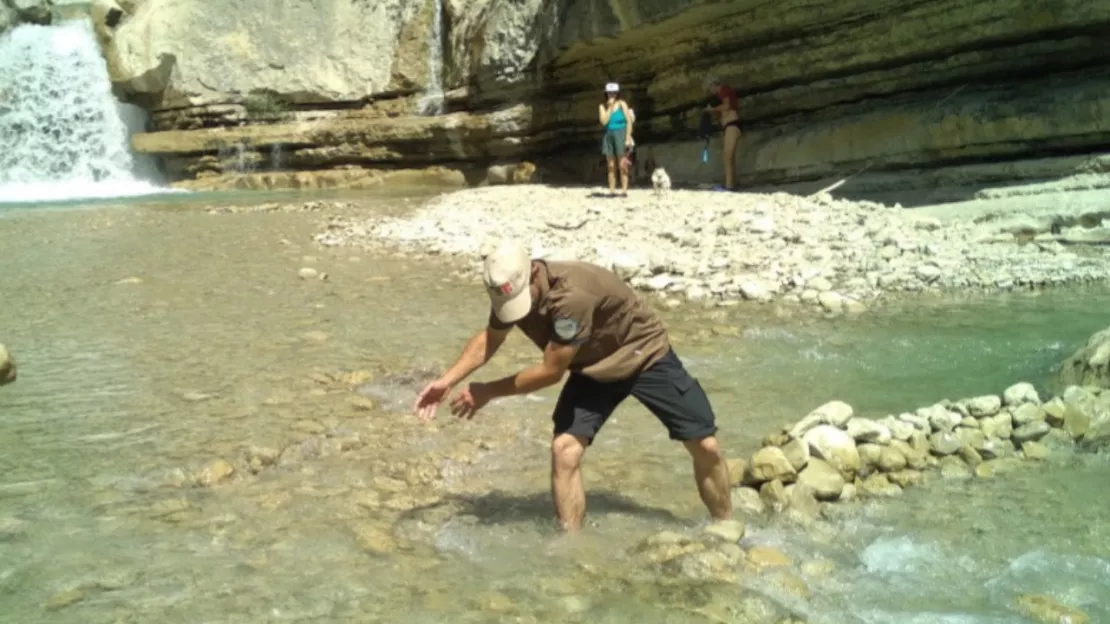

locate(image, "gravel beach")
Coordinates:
315 185 1110 312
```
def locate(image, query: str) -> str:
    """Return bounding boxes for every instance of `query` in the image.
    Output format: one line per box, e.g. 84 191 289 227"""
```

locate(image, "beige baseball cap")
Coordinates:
482 240 533 323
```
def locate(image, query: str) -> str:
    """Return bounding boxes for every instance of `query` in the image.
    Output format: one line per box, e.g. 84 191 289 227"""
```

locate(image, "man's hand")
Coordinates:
413 378 452 423
449 382 491 420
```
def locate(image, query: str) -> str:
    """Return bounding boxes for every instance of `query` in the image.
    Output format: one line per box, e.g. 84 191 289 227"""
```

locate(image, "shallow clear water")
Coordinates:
0 195 1107 623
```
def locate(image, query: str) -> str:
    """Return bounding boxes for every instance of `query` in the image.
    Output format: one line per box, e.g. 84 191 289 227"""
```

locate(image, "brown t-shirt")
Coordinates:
488 260 670 382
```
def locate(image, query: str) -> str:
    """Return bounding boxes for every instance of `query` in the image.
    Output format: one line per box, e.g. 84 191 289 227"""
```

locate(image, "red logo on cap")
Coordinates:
498 282 513 296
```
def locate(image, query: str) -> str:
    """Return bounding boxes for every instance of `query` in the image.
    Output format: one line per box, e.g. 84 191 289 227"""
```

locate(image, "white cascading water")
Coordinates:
0 20 168 203
417 0 445 116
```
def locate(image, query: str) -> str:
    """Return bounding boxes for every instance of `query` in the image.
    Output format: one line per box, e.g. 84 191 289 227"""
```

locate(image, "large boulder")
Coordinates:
96 0 440 107
1056 326 1110 391
0 344 16 387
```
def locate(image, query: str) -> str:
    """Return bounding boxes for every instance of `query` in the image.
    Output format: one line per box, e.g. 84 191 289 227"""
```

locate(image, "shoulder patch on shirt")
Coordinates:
553 317 579 341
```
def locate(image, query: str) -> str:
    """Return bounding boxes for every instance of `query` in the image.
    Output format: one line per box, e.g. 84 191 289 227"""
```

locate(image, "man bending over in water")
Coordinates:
413 241 733 531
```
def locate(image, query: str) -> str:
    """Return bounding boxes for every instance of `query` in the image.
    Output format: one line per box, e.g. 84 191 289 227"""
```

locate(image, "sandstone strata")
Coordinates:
77 0 1110 197
315 186 1110 311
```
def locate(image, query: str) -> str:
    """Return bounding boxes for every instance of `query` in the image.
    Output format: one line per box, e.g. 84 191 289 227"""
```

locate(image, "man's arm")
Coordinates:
479 341 578 399
441 326 510 387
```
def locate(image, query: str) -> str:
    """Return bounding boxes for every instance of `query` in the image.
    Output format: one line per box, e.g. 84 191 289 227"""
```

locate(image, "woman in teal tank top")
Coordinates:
598 82 635 197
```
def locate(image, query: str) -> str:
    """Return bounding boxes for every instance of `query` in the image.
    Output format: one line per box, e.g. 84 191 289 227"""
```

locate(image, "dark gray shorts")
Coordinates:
601 128 627 157
552 349 718 444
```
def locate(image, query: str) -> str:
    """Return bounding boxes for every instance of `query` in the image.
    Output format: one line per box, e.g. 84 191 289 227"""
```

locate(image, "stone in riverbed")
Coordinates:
701 519 745 544
1021 440 1050 460
918 404 962 432
1055 326 1110 391
877 446 908 472
759 479 789 512
990 411 1014 439
928 431 962 455
796 458 844 501
352 521 398 555
898 411 930 432
726 458 747 486
890 439 927 469
0 344 16 387
1010 403 1046 426
857 443 881 475
880 415 915 441
1014 593 1090 624
957 444 983 467
731 486 765 516
858 473 902 497
962 395 1002 417
886 469 925 489
845 418 891 444
802 425 860 480
749 446 797 483
745 546 792 571
1042 397 1066 427
1012 420 1051 444
780 437 810 471
1060 385 1110 445
1003 382 1041 406
938 455 972 479
979 437 1016 459
789 400 854 438
194 459 234 486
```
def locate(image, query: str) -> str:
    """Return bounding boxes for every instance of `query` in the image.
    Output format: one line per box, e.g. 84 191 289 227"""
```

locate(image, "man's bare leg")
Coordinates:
551 433 590 531
683 436 732 520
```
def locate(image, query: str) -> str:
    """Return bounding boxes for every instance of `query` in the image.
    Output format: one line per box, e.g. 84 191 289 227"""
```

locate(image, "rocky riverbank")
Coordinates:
314 185 1110 312
624 330 1110 624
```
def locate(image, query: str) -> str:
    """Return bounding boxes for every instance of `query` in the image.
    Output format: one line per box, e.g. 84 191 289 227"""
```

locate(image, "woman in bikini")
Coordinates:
598 82 634 197
705 76 741 191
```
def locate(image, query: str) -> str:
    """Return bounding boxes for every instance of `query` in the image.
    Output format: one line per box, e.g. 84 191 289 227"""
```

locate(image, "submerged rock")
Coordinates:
1015 593 1089 624
0 344 16 387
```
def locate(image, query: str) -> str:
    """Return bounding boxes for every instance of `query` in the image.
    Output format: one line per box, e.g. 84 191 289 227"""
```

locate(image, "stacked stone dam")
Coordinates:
732 382 1109 522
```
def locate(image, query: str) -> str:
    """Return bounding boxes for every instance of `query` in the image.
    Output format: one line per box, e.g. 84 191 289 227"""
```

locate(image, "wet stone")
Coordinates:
928 431 962 455
1011 403 1046 426
745 546 792 571
0 516 27 540
194 459 235 487
1015 593 1090 624
732 486 766 516
938 455 972 479
701 519 745 544
44 588 85 611
859 473 902 497
1012 420 1051 444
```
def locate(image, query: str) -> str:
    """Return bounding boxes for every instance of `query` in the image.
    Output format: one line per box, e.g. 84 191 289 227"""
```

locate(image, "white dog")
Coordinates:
650 167 672 199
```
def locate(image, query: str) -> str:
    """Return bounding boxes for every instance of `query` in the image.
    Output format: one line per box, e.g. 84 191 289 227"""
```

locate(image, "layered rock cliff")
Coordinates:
85 0 1110 202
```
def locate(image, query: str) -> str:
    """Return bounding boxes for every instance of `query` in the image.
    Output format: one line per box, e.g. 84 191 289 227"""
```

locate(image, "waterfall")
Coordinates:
0 20 168 204
417 0 445 116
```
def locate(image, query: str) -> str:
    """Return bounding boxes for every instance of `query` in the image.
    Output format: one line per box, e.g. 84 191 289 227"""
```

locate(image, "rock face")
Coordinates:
0 0 53 32
81 0 1110 196
0 344 15 387
1056 326 1110 390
